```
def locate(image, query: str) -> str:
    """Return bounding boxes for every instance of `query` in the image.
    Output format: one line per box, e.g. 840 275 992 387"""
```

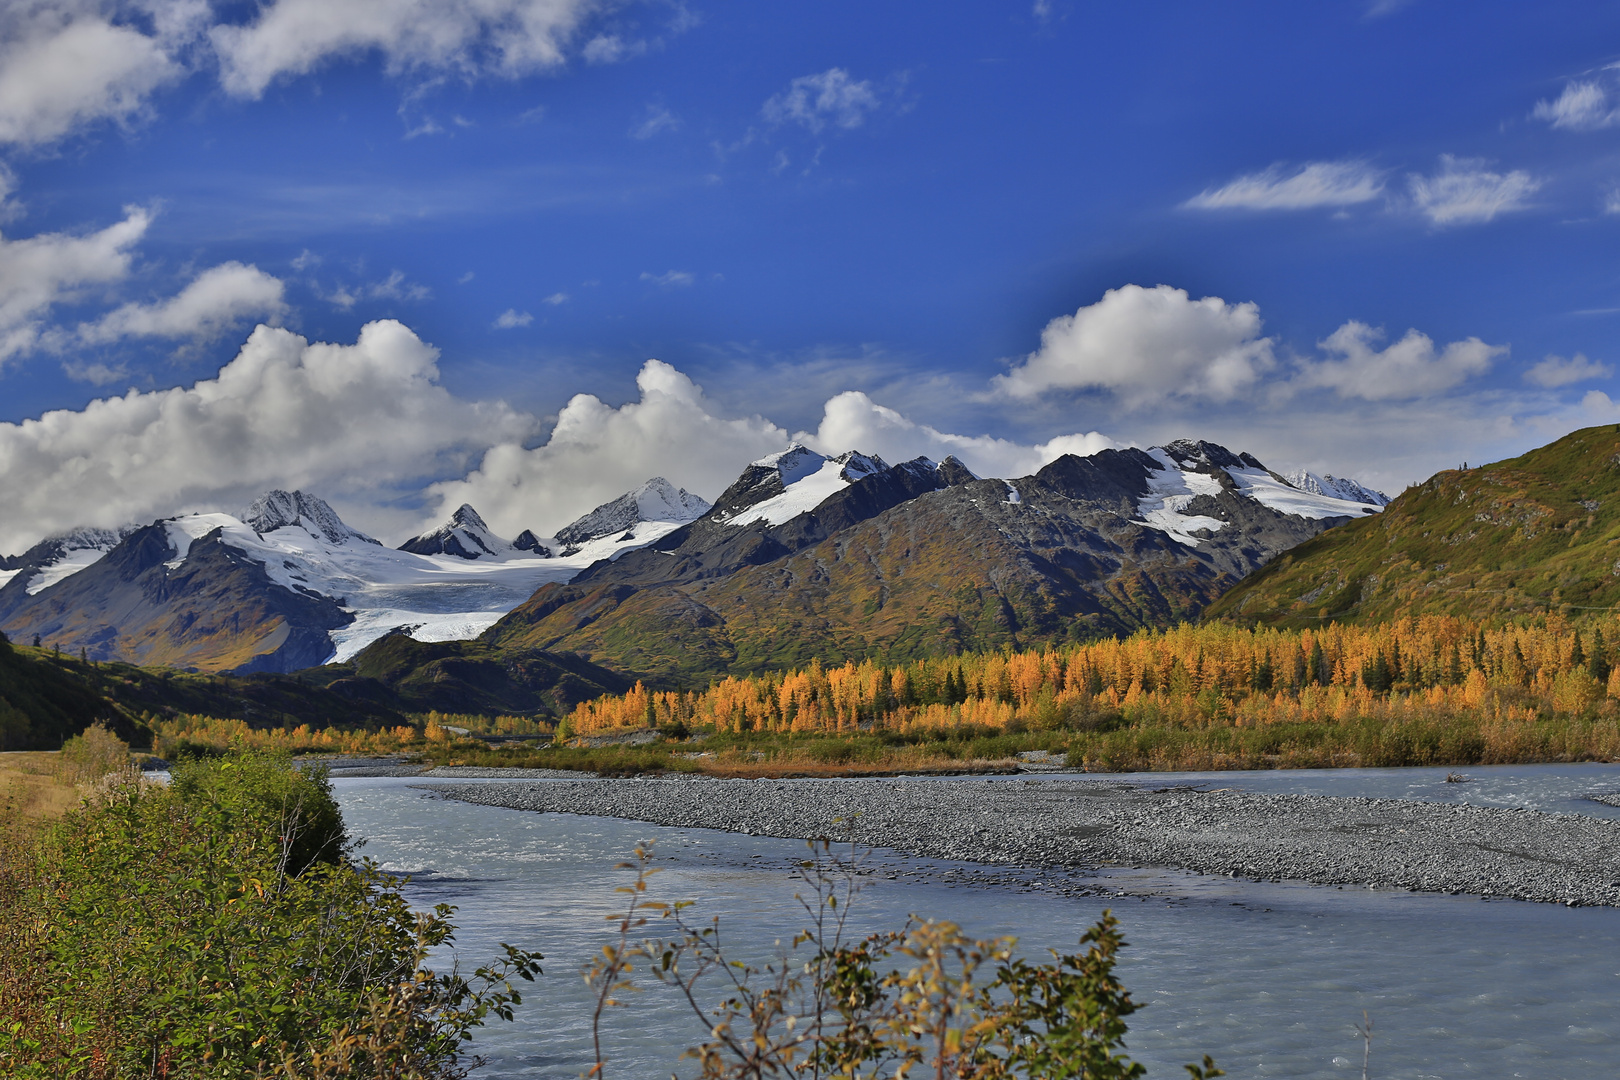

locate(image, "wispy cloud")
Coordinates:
641 269 694 288
542 292 569 305
327 270 431 309
493 309 532 328
630 103 680 140
1407 155 1540 226
1184 160 1385 211
763 68 880 133
1533 75 1620 131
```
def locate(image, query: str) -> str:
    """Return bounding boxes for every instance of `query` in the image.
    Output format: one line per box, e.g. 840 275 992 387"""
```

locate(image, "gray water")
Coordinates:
332 764 1620 1079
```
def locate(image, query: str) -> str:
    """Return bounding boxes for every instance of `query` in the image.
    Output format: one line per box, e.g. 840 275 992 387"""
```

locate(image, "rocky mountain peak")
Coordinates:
555 478 712 546
398 503 508 560
237 490 379 546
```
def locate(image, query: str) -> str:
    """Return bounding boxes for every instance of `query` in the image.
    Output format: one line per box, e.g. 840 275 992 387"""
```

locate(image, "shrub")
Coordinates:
0 751 539 1079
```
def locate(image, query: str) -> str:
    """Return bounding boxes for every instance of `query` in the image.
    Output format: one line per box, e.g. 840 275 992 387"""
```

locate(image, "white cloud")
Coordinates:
210 0 601 99
0 204 151 365
583 33 646 64
68 262 287 345
1533 79 1620 131
1294 321 1503 400
290 248 321 271
426 359 790 537
326 269 431 309
493 308 532 328
762 68 879 133
991 284 1275 407
1184 161 1385 211
630 102 679 139
0 320 530 554
641 269 693 287
0 8 181 147
543 291 569 305
799 390 1115 479
1524 352 1612 388
1408 155 1540 225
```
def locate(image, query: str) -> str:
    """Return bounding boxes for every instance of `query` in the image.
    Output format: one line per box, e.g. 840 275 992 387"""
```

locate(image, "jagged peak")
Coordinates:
237 490 379 546
555 478 711 546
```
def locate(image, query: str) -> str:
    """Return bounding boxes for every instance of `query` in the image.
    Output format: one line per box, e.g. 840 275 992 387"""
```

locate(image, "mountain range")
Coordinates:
0 438 1384 694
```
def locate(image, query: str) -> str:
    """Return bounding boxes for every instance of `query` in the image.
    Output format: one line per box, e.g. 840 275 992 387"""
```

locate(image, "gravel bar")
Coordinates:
423 776 1620 907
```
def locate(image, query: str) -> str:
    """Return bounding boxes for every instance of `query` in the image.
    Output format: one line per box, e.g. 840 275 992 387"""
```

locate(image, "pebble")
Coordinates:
420 776 1620 908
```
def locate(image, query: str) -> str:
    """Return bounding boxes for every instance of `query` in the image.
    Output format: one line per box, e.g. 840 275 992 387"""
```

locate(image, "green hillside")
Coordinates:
1207 425 1620 627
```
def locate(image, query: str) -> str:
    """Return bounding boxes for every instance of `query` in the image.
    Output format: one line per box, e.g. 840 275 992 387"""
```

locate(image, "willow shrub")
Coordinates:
0 752 540 1079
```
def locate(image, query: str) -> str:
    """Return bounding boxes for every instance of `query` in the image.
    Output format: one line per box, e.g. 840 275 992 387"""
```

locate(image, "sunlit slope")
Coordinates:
1207 425 1620 627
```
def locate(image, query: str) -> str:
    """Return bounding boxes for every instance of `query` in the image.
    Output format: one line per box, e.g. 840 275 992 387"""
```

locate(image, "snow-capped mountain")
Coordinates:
399 503 519 559
1283 469 1390 507
238 490 381 546
554 478 710 547
0 479 724 673
489 438 1389 680
0 524 141 595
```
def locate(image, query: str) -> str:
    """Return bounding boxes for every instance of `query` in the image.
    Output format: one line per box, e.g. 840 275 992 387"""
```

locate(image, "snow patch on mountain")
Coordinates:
555 478 710 546
1136 448 1228 545
1283 470 1390 507
723 448 889 527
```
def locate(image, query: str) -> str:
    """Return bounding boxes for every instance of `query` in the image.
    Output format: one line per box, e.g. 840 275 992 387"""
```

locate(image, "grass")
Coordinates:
0 752 80 822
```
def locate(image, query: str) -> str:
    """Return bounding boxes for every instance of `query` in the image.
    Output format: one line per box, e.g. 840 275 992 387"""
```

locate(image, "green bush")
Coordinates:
0 751 539 1079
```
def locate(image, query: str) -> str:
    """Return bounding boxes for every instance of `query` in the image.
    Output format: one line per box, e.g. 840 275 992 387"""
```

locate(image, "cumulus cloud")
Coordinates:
1293 321 1503 401
762 68 879 133
991 284 1275 407
1408 155 1540 225
210 0 601 99
0 204 150 365
1524 352 1612 388
0 320 530 553
426 359 790 538
799 390 1116 479
1533 77 1620 131
1183 160 1385 211
67 262 287 346
493 308 532 328
0 6 181 147
542 291 569 305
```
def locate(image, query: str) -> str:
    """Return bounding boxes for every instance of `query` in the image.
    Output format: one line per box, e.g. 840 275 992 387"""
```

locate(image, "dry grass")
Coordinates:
0 751 80 822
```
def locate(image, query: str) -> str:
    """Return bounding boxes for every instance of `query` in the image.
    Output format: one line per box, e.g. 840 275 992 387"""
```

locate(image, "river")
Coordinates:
332 763 1620 1079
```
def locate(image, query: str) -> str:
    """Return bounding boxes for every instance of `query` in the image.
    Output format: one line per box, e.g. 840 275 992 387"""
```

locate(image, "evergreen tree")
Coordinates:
1594 628 1612 685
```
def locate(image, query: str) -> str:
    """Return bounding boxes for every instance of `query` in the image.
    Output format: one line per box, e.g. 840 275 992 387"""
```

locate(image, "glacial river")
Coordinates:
332 764 1620 1079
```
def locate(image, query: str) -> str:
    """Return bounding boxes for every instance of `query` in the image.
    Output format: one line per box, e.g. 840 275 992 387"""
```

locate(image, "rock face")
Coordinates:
1208 424 1620 627
479 440 1378 682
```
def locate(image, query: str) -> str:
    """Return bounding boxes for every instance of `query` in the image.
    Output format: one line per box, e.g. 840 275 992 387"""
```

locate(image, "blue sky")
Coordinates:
3 0 1620 550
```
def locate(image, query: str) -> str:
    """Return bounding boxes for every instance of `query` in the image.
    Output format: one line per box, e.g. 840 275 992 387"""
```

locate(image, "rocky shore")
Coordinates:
423 776 1620 907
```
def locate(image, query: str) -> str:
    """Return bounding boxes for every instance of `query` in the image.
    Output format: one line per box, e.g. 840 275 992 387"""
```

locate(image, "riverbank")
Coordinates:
423 774 1620 907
